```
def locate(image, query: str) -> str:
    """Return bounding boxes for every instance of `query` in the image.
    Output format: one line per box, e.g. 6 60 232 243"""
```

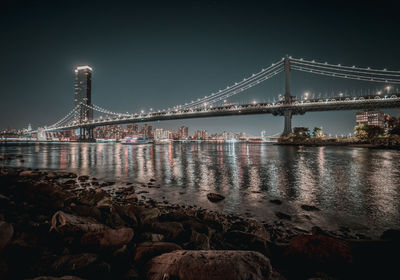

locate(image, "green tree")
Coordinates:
365 125 384 140
354 124 368 141
313 127 324 138
293 127 310 137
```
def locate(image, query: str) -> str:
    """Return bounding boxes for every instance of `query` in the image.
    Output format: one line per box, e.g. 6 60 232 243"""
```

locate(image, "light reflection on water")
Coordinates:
1 142 400 233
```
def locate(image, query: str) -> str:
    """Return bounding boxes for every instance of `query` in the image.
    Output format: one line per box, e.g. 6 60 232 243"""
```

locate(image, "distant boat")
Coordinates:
154 139 170 144
121 137 152 145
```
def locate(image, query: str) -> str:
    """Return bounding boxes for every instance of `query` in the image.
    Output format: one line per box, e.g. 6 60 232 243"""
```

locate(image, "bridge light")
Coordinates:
385 86 391 93
377 91 382 95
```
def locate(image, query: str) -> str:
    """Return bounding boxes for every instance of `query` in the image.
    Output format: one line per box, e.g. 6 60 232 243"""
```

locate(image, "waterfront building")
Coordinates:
356 110 386 128
154 128 169 140
125 124 139 136
94 125 123 139
140 124 153 139
178 126 188 139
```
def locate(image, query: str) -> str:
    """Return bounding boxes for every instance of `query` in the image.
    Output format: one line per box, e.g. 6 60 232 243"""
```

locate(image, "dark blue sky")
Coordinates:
1 0 399 135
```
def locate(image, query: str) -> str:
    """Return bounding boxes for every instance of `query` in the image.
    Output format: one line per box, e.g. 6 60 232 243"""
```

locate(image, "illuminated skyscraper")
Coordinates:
74 65 93 139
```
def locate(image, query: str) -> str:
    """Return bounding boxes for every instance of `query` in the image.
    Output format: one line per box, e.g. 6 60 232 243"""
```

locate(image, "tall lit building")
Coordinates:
179 126 188 139
74 65 93 139
356 110 385 128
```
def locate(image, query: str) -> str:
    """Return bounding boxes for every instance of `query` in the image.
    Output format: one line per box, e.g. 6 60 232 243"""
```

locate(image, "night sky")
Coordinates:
1 0 400 136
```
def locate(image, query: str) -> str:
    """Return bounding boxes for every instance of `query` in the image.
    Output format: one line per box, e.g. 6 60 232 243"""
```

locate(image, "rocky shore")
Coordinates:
0 164 399 279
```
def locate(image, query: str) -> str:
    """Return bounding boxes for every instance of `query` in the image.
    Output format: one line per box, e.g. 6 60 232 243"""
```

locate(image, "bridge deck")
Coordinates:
44 94 400 132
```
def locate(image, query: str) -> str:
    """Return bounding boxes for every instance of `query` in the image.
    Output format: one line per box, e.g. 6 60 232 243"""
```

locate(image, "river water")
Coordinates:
1 142 400 236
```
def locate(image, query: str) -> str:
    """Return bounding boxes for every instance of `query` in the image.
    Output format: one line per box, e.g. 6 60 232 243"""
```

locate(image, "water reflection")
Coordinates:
1 142 400 231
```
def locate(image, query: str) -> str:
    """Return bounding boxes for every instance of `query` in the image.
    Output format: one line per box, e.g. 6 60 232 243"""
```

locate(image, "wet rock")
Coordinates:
198 211 228 231
222 230 269 256
78 189 109 207
146 250 272 280
229 219 269 240
140 232 165 242
81 227 134 249
0 221 14 252
287 234 352 267
136 190 149 194
125 194 138 201
64 180 76 185
269 199 282 205
19 170 39 177
182 219 211 237
207 193 225 202
188 230 210 250
134 241 182 265
301 204 320 211
380 229 400 241
78 175 89 182
51 211 108 235
275 212 291 220
311 226 329 236
58 172 77 178
150 221 185 242
127 205 160 225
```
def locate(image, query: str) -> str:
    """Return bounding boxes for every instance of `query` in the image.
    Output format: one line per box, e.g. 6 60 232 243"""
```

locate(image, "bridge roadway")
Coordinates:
44 93 400 132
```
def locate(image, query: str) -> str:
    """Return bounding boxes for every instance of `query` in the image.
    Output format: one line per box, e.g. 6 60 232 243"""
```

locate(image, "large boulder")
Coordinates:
0 221 14 252
80 227 134 249
51 211 108 235
146 250 272 280
134 241 182 265
127 206 160 225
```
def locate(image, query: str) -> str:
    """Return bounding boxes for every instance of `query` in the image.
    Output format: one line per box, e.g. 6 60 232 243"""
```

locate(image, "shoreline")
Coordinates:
1 166 400 279
276 141 400 149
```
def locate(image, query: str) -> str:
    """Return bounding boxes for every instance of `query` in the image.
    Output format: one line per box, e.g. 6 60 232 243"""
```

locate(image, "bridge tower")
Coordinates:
282 55 293 135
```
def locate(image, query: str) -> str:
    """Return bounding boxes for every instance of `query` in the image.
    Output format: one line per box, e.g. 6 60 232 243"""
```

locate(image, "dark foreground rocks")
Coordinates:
146 250 272 280
0 166 399 279
206 192 225 202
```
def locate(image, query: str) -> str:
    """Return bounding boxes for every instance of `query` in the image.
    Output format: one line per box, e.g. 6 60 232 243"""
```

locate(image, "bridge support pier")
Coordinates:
283 110 292 135
78 127 95 142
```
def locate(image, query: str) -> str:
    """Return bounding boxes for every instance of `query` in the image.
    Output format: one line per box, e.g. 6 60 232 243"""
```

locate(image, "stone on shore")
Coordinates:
146 250 272 280
0 221 14 252
127 205 160 225
150 221 185 242
134 241 182 265
207 193 225 202
51 211 108 235
80 227 134 249
301 204 320 211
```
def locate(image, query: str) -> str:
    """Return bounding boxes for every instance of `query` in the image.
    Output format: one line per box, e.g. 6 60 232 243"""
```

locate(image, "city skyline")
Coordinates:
1 0 400 135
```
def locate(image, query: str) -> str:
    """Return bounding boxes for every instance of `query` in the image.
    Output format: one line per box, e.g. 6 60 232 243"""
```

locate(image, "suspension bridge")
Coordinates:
33 56 400 140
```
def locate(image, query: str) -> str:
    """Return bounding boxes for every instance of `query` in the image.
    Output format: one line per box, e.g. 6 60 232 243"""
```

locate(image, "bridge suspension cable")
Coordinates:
46 104 81 129
291 58 400 83
175 59 284 110
291 57 400 74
